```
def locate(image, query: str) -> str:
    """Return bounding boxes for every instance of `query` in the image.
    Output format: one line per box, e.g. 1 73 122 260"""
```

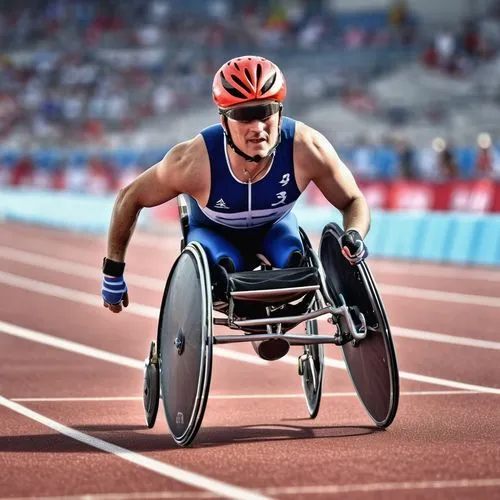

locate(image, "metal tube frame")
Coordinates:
212 243 367 347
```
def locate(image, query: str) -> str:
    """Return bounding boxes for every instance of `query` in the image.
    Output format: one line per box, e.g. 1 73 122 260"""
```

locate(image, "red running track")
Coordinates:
0 221 499 500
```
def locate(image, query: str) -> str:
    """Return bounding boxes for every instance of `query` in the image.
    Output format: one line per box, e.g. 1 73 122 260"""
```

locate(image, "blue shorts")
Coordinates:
186 211 304 271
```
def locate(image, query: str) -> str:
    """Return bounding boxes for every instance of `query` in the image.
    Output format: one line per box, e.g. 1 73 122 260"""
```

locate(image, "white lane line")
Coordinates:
0 320 266 368
3 246 500 307
11 391 479 403
379 283 500 308
372 261 500 282
391 326 500 350
0 246 164 290
279 355 500 395
1 476 499 500
0 396 269 500
317 318 500 351
0 273 266 366
0 492 217 500
1 267 500 356
2 319 500 396
262 478 500 495
0 320 143 369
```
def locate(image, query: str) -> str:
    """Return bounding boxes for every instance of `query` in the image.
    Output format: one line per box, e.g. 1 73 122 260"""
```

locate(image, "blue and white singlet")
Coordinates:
187 117 302 229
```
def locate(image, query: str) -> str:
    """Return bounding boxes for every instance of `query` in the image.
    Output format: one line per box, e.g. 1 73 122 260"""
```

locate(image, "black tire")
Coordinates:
158 242 213 446
143 342 160 429
319 223 399 428
301 318 324 418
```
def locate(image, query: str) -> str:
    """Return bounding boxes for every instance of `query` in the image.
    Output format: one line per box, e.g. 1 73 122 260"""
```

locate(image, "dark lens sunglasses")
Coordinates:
221 102 282 122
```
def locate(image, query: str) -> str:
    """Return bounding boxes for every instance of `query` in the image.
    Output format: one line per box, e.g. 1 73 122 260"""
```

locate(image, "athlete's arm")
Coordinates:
294 122 370 237
106 135 208 262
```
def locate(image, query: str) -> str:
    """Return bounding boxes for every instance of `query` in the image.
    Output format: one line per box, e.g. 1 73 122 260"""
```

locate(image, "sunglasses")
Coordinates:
221 102 282 122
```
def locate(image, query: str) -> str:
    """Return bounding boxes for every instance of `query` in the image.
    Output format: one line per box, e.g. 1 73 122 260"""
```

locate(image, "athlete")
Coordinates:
101 55 370 327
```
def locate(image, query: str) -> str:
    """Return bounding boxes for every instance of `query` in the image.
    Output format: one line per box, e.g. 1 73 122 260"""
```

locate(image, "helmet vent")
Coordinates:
244 68 252 84
234 62 240 71
220 72 246 99
231 74 252 94
256 63 262 82
260 72 277 94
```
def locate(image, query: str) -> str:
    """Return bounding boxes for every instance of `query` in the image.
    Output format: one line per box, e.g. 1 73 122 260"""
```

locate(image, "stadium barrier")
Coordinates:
1 187 499 266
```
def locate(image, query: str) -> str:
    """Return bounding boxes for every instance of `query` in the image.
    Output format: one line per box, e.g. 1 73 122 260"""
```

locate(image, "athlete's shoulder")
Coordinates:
163 134 206 165
159 134 209 197
293 120 342 177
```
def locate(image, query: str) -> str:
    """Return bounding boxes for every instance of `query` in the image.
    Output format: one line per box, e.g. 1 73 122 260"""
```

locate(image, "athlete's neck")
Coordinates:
227 147 273 183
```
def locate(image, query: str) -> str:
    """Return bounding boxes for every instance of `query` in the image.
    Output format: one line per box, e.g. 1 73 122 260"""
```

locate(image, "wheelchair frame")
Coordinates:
144 195 399 446
178 195 368 348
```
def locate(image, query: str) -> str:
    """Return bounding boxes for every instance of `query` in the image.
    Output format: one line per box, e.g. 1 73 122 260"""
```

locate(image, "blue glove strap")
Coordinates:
102 276 127 305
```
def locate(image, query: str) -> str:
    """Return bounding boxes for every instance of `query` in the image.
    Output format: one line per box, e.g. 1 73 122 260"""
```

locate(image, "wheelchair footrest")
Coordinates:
229 267 320 303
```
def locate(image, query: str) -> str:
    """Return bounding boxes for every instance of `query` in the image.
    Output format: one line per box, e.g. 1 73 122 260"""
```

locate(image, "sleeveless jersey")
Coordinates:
188 117 302 229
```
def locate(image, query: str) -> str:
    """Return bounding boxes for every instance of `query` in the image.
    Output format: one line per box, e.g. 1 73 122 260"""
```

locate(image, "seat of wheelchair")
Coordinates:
228 267 320 303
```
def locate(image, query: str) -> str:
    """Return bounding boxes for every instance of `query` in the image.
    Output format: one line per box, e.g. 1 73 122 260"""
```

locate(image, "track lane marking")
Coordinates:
0 246 165 289
0 396 270 500
4 226 500 282
1 478 499 500
278 355 500 394
379 283 500 307
262 478 500 495
372 261 500 282
0 320 265 368
317 318 500 351
1 268 500 355
10 391 480 403
2 246 500 307
0 493 217 500
1 320 499 395
0 494 215 500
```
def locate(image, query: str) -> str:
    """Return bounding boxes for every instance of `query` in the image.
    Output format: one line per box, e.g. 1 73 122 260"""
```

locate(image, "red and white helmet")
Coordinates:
212 55 287 108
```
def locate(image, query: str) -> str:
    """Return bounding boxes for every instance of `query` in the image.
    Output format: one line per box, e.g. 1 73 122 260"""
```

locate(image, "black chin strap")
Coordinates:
222 109 283 163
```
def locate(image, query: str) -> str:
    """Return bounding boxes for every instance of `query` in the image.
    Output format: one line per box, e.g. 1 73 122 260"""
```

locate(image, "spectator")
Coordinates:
395 137 417 179
434 138 459 180
474 132 500 178
10 155 35 186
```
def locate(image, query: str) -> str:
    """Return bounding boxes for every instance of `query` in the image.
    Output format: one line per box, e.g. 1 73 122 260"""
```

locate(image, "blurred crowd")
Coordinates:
1 132 499 195
1 0 500 189
421 3 500 75
0 0 420 148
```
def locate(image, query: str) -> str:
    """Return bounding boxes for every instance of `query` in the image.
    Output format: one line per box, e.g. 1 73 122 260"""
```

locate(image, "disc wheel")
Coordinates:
158 242 213 446
319 223 399 428
301 318 324 418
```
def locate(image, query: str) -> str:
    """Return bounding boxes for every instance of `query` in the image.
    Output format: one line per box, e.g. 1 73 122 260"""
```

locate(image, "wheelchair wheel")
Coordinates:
301 319 324 418
143 341 160 428
158 242 213 446
319 223 399 428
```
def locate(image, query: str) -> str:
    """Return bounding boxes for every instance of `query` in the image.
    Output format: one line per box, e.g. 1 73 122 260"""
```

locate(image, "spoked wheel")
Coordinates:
300 319 324 418
158 242 213 446
319 223 399 428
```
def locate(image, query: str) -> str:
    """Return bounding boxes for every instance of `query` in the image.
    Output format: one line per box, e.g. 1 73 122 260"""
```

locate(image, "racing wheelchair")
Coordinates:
143 196 399 446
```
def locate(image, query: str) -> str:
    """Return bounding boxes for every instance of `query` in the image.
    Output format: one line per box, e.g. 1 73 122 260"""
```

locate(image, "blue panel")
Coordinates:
469 216 500 265
415 213 453 261
443 214 482 264
0 150 21 167
456 147 475 179
364 210 386 256
67 151 90 166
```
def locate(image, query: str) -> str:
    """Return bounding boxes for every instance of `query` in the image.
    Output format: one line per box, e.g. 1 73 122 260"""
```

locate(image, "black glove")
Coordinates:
340 229 369 265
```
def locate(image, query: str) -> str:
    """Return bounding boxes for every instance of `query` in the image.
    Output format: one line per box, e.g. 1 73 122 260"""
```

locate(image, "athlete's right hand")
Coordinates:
102 275 129 313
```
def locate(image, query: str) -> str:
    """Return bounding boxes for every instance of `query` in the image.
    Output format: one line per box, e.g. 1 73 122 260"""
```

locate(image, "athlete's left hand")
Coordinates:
340 229 369 265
